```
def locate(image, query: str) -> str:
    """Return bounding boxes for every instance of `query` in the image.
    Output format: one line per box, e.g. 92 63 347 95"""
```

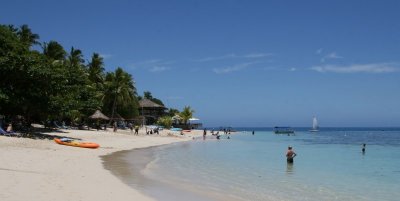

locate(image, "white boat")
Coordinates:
309 117 319 132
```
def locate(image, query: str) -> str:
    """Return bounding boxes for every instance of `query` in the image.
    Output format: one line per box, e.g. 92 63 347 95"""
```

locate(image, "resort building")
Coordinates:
138 98 166 125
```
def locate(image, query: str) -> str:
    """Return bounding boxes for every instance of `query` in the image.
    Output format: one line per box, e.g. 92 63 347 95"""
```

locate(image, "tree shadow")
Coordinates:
15 127 81 141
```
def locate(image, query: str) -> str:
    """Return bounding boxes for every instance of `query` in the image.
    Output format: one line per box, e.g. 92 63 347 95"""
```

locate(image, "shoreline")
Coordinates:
102 141 233 201
0 127 203 201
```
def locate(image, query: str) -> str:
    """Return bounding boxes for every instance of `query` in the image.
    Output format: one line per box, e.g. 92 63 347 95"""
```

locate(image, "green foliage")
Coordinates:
157 116 173 129
103 67 139 119
88 53 105 84
167 108 180 116
17 24 40 49
0 24 105 123
42 40 66 61
180 106 195 125
142 91 164 106
0 25 51 120
0 23 180 126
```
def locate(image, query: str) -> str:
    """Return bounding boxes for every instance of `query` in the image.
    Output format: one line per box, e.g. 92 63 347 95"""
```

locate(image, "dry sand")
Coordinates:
0 127 202 201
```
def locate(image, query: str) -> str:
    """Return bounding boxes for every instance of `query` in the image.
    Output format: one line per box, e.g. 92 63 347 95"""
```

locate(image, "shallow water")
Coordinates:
104 128 400 201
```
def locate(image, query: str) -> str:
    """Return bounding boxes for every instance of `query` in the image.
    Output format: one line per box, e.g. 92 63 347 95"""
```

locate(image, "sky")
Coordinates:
1 0 400 127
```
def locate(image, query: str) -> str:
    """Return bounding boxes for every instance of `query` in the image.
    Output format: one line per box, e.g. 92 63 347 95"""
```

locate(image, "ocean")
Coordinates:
103 128 400 201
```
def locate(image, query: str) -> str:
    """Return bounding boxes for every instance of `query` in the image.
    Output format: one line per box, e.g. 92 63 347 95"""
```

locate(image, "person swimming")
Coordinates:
286 146 297 163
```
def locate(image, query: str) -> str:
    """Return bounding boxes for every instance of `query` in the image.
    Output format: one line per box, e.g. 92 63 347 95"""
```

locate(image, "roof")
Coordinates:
89 110 110 120
139 99 165 108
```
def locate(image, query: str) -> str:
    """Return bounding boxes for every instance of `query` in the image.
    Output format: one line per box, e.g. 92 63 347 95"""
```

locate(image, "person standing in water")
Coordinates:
286 146 297 163
362 143 366 154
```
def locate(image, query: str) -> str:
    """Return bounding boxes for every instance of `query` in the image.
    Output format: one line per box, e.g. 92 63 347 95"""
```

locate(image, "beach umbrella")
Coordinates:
89 110 110 120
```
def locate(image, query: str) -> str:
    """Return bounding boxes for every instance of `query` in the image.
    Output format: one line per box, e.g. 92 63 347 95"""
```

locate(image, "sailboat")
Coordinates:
309 117 319 132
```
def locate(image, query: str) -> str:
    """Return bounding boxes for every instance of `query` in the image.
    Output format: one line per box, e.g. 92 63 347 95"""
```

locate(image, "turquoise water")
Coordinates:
117 128 400 201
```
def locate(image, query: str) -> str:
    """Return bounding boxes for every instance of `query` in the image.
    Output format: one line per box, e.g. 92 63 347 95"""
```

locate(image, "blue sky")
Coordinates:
1 0 400 127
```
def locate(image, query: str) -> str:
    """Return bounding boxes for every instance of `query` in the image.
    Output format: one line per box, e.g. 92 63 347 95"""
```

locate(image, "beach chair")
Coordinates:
0 127 20 137
0 127 10 136
53 121 62 129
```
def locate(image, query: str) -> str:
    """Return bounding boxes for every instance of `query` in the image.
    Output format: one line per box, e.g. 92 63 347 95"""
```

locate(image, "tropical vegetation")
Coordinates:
0 24 196 130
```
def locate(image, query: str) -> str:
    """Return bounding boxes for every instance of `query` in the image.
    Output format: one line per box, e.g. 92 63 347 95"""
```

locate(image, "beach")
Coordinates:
0 127 202 201
2 128 399 201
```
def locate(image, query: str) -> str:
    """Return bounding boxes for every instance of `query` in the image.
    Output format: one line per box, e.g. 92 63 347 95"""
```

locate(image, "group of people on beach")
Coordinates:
202 128 233 140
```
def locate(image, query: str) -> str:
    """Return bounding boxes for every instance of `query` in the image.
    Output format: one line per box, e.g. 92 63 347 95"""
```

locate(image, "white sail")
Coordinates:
310 117 319 132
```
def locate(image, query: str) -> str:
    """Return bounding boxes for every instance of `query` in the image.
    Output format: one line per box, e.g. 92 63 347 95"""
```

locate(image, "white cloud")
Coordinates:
149 66 170 73
132 59 175 66
140 59 162 64
195 54 237 62
316 48 323 55
99 53 112 59
195 53 273 62
128 59 175 71
310 63 399 73
321 52 343 62
243 53 274 58
263 66 278 71
289 67 296 71
213 62 255 74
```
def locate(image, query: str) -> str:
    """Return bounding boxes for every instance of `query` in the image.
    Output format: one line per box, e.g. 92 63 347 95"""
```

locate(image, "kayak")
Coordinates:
54 138 100 149
182 130 191 132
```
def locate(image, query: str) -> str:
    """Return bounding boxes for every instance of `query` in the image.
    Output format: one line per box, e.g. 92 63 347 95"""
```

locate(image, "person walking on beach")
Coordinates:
113 121 117 132
134 125 139 135
128 122 133 133
286 146 297 163
203 129 207 140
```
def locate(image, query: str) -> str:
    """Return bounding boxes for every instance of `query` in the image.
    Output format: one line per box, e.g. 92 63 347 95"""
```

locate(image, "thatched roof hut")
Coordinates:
139 99 166 125
89 110 109 120
139 99 165 108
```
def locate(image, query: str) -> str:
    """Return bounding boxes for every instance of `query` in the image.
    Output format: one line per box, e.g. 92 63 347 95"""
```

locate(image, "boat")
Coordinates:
274 127 295 134
54 138 100 149
309 117 319 132
170 127 182 131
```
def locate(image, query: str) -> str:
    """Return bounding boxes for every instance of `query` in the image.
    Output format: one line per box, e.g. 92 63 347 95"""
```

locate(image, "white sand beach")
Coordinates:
0 127 202 201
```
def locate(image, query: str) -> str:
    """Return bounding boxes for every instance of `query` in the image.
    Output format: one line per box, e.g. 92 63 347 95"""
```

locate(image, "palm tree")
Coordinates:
42 41 66 61
67 47 84 68
180 106 194 125
88 53 105 84
87 53 106 105
7 25 18 34
17 24 40 48
104 67 138 120
144 91 153 99
65 46 87 88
